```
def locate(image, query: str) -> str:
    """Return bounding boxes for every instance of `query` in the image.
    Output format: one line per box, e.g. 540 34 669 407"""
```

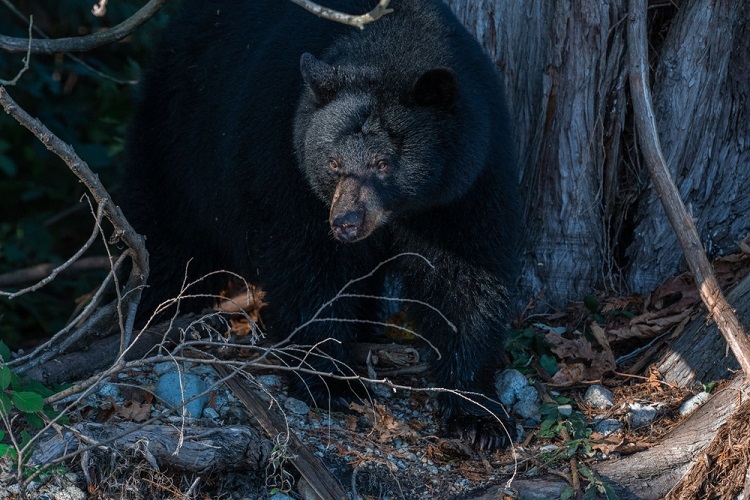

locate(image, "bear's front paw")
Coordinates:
444 413 516 451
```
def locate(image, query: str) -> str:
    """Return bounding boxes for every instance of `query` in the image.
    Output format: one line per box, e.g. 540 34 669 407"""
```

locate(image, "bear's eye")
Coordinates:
376 160 390 172
328 158 340 171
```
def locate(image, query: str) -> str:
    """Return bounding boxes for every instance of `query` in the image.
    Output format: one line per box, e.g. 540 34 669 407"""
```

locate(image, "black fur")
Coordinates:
121 0 521 450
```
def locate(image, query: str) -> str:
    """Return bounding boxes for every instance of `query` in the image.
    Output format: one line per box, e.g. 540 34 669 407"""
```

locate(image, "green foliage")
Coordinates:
505 327 558 375
0 1 174 349
0 340 67 469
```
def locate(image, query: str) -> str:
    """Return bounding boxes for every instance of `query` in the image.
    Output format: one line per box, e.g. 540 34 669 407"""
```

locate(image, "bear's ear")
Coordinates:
410 68 458 110
300 52 339 105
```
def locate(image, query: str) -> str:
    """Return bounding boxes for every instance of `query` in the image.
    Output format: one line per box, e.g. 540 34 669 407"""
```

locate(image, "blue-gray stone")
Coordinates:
585 384 614 409
155 372 209 417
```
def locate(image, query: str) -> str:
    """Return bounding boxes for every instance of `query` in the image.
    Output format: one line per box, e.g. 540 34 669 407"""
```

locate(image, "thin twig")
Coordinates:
0 85 149 357
289 0 393 29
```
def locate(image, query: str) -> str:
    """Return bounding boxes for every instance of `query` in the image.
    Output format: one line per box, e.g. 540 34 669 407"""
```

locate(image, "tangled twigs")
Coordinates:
0 86 148 357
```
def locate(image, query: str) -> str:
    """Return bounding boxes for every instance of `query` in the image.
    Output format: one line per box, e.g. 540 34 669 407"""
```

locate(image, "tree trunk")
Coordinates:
447 0 750 309
626 0 750 294
447 0 628 308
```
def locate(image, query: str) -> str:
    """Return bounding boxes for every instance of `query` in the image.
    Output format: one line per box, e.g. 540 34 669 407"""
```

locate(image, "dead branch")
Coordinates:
627 0 750 375
0 86 148 355
289 0 393 29
215 363 349 500
0 256 112 289
31 423 270 474
0 0 167 54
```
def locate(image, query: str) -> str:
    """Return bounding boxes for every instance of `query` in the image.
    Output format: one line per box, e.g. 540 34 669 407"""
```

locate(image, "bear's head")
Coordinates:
294 52 480 243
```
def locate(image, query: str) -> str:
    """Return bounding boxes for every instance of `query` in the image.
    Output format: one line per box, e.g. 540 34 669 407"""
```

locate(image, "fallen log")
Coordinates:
31 423 269 474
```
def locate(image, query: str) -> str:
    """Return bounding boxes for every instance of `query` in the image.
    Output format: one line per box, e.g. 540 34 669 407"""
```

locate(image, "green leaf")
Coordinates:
583 294 599 313
0 341 11 363
18 378 56 398
11 391 44 413
560 486 575 500
24 412 44 429
0 365 11 390
539 354 558 376
0 393 12 417
0 444 8 457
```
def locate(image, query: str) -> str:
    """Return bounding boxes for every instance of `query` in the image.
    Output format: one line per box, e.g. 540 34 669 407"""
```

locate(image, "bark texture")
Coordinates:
626 0 750 294
447 0 750 308
447 0 628 308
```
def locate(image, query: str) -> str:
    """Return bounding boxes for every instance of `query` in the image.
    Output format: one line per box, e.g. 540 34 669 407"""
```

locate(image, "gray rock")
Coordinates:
283 397 310 415
97 383 120 399
584 384 614 409
594 418 623 436
495 369 541 421
628 402 658 428
155 372 209 417
202 407 220 420
254 374 284 390
495 369 529 406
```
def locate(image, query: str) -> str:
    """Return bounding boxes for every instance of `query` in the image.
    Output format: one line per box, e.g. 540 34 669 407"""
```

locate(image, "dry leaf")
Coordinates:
119 401 151 422
545 327 615 385
608 308 692 342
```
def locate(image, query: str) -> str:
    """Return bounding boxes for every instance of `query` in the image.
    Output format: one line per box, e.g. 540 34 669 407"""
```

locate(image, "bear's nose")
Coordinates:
331 211 364 242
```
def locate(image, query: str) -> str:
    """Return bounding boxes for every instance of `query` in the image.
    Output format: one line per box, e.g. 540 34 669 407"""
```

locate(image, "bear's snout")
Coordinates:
331 210 364 242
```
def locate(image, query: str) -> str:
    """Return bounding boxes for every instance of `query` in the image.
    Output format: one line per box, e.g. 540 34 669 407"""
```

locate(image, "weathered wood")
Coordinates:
31 423 269 474
447 0 750 309
656 272 750 386
595 375 747 498
215 364 349 500
446 0 628 308
626 0 750 293
19 313 222 385
628 0 750 375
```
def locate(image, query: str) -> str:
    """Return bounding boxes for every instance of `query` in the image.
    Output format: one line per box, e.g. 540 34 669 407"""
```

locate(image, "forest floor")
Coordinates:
2 243 750 499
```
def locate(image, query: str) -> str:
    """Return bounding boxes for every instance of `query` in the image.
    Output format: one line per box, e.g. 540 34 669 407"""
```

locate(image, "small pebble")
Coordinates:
594 418 623 436
97 383 120 399
585 384 614 409
254 374 283 390
283 397 310 415
628 402 657 428
202 407 220 420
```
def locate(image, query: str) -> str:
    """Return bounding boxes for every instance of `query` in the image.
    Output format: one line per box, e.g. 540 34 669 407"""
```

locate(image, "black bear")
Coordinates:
121 0 521 450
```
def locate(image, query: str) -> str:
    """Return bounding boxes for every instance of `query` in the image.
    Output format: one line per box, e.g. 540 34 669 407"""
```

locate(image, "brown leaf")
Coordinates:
216 285 267 324
607 308 692 342
545 326 615 385
119 401 151 422
590 433 624 455
350 402 418 444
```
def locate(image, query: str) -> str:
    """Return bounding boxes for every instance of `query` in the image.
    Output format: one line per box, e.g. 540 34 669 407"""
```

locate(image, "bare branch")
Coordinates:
289 0 393 29
0 85 149 353
0 0 167 54
627 0 750 375
0 256 111 288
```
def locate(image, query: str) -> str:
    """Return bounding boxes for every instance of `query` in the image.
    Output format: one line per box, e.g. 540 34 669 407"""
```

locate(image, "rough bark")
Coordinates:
31 423 270 474
626 0 750 294
629 0 750 377
447 0 749 309
447 0 628 308
655 271 750 386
